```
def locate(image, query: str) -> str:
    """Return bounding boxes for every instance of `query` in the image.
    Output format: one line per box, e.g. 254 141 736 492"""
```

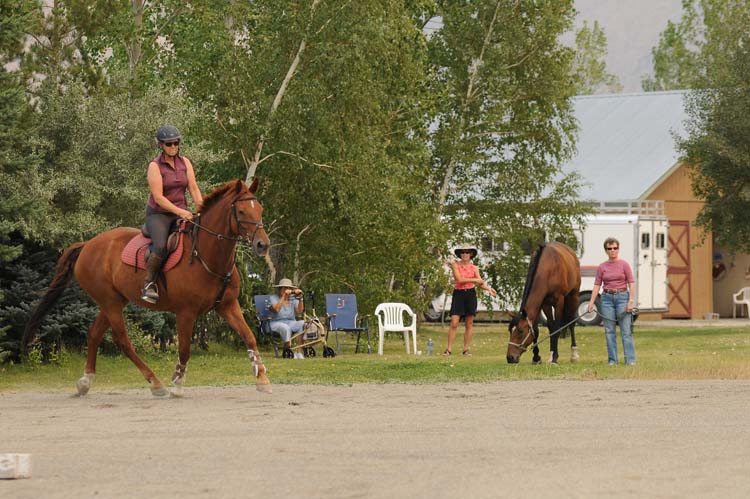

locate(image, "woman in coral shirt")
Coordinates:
444 244 497 356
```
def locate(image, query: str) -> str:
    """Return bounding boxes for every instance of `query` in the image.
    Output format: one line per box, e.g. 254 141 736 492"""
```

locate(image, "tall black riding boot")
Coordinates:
141 254 165 304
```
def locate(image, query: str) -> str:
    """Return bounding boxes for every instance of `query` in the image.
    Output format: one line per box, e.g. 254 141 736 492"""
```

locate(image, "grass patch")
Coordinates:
2 324 749 392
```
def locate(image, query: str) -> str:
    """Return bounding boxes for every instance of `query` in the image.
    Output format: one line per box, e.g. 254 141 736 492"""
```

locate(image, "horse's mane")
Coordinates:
519 243 546 316
199 180 241 212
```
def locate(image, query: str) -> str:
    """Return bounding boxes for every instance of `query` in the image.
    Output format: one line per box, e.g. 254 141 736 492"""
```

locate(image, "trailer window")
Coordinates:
641 233 650 250
655 233 665 249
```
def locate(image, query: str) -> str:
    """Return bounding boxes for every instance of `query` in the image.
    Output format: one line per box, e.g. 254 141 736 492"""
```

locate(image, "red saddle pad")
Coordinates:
121 224 186 272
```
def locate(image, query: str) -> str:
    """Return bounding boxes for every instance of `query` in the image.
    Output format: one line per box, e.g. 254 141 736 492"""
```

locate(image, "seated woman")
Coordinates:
268 278 306 359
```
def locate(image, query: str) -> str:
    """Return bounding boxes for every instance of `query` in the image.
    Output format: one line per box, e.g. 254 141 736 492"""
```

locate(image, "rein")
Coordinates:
185 195 265 308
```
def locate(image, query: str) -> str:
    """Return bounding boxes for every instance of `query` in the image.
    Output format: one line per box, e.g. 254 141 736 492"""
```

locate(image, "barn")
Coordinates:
565 90 746 319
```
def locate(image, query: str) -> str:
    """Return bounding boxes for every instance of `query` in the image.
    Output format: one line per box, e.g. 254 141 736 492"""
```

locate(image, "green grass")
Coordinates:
2 324 750 392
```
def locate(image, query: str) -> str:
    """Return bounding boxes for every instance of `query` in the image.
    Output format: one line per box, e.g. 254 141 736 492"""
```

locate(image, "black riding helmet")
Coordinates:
155 125 181 143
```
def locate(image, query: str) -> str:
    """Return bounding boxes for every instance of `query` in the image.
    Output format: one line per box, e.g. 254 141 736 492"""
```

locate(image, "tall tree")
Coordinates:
645 1 750 250
571 20 622 95
642 0 749 91
679 30 750 250
426 0 588 302
0 0 40 268
159 0 444 309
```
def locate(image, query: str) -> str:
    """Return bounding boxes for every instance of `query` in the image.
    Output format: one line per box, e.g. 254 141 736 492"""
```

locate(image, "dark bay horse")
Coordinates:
507 241 580 364
23 179 271 396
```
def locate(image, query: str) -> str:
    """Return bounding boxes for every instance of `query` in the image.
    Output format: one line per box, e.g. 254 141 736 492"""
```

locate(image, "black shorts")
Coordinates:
450 288 477 318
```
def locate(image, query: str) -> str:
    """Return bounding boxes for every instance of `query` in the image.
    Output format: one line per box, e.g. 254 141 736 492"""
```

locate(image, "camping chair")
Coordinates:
374 302 417 355
325 294 372 354
253 294 283 357
732 287 750 318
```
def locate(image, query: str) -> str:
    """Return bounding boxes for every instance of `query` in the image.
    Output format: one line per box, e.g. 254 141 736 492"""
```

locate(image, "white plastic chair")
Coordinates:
732 287 750 318
374 303 417 355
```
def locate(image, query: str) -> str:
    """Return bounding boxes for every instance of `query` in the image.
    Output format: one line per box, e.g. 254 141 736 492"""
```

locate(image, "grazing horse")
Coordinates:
507 241 580 364
23 179 272 396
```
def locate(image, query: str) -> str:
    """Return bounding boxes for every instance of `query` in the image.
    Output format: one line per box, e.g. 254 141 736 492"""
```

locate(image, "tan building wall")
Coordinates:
646 164 713 319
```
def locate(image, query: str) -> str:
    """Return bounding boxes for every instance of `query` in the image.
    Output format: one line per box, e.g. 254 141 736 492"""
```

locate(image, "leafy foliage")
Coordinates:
571 21 622 94
642 0 749 91
680 45 750 250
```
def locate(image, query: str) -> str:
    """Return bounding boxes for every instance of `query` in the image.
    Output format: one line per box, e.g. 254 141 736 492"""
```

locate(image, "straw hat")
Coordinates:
273 277 296 288
453 244 478 258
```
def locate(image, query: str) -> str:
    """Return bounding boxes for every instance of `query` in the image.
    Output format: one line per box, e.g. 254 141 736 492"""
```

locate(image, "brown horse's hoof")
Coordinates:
76 373 94 396
256 382 273 394
150 382 169 397
571 347 580 363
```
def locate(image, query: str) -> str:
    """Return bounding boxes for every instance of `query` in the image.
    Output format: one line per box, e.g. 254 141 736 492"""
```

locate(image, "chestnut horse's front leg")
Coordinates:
170 312 198 397
216 299 272 393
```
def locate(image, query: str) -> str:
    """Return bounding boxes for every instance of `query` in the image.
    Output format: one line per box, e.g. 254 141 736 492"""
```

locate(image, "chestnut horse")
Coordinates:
23 179 272 396
506 241 580 364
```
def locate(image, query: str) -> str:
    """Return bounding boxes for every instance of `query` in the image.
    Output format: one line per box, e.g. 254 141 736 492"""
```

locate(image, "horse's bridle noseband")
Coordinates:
508 323 537 353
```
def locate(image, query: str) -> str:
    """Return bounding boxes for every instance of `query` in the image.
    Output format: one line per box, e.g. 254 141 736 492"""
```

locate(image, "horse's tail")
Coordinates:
519 243 546 315
21 242 86 354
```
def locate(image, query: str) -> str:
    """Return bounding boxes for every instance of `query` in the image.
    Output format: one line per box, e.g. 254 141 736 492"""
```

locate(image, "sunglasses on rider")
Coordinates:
162 141 180 147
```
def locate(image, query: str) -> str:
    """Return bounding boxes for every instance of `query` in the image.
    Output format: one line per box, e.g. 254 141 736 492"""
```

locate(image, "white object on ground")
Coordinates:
0 453 32 479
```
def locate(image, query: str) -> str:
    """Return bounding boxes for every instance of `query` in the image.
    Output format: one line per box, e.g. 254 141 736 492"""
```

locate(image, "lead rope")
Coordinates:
508 314 585 352
508 308 638 352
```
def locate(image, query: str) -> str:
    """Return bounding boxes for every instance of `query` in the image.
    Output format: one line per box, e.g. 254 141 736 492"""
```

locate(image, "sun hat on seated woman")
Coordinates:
453 244 478 259
273 277 296 288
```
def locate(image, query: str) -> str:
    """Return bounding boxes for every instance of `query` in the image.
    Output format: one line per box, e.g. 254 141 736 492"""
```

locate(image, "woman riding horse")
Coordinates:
23 178 271 397
142 125 203 304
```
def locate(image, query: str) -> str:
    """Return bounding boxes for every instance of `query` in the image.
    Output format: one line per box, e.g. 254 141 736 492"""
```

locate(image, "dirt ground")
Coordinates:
2 380 750 498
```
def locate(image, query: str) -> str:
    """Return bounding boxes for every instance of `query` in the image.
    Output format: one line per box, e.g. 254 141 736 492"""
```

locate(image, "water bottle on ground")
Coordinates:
426 338 433 355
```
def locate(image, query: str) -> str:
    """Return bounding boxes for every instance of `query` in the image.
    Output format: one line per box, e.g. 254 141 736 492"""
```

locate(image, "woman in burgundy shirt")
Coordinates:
587 237 636 365
141 125 203 303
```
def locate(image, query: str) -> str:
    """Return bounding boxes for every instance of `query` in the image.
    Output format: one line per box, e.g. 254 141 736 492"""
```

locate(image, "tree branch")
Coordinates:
245 0 322 182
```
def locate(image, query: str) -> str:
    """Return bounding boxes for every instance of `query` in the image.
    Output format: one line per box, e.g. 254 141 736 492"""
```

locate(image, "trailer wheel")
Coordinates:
424 305 448 322
576 292 602 326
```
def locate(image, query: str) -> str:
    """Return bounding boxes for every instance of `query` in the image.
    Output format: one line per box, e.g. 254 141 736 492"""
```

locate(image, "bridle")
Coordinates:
508 313 586 353
186 194 266 308
507 320 538 353
189 195 265 245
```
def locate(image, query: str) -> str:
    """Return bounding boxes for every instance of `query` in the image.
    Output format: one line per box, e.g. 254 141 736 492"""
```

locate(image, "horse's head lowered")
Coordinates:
507 310 536 363
200 178 270 256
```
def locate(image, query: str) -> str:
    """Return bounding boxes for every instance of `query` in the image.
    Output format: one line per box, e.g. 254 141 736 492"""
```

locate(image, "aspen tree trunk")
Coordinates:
245 0 321 182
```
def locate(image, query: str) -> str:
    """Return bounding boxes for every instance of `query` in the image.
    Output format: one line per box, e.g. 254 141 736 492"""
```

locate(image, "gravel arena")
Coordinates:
2 379 750 498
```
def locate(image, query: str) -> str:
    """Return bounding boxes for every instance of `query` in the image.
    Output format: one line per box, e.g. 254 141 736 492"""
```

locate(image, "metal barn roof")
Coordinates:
564 90 690 202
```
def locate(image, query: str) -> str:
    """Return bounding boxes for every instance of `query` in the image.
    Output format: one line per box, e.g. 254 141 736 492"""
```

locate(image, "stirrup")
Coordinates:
141 282 159 303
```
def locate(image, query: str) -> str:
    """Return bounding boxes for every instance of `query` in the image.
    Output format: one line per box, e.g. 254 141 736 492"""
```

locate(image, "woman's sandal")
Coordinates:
442 349 452 356
462 349 472 356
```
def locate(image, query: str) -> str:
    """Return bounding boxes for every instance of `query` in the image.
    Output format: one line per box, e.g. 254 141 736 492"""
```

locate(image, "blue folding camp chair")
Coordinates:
253 294 283 358
325 294 372 354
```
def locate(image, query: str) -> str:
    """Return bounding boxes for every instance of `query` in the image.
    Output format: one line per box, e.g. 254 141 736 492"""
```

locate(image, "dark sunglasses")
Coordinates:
606 246 619 251
162 141 180 147
459 250 473 254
